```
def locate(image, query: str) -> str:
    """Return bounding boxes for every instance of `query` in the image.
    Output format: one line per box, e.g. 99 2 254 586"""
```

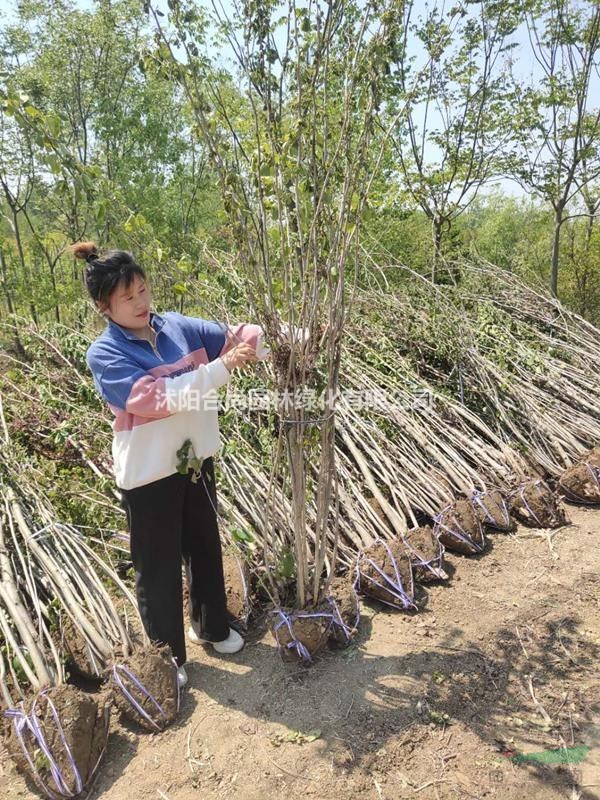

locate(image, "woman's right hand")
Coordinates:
221 343 259 373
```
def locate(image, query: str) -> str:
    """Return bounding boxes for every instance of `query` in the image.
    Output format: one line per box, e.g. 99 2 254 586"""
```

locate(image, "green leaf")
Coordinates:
278 550 295 579
46 113 62 138
232 527 254 543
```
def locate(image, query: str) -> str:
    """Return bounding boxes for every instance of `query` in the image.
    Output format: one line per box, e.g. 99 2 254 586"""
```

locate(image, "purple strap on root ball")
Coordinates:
325 595 359 642
470 489 511 529
112 663 169 730
519 484 544 526
433 505 485 553
587 463 600 491
510 479 557 526
4 690 85 799
271 609 334 663
355 540 416 610
402 534 445 577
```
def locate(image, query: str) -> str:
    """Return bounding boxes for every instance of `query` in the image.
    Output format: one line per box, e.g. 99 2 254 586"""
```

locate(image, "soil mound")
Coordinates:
401 526 447 582
434 500 486 555
356 540 415 609
110 644 179 731
3 685 110 798
508 479 566 528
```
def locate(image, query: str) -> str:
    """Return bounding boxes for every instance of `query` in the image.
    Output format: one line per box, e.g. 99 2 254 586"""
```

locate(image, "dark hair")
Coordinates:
69 241 146 307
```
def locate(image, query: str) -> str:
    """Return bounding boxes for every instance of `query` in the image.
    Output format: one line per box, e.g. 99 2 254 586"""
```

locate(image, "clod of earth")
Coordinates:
58 615 101 681
508 479 566 528
2 684 110 798
270 608 332 662
324 575 360 645
222 552 252 624
110 644 179 731
356 540 416 609
558 460 600 505
470 488 515 531
401 526 447 582
434 500 487 555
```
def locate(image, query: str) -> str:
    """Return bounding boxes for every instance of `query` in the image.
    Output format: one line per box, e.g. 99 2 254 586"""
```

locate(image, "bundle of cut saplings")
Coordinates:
4 477 180 732
0 456 180 798
0 497 110 798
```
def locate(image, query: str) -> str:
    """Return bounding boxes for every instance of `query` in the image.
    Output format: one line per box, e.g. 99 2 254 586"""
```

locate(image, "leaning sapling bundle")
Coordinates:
469 488 515 531
401 526 447 582
3 685 110 799
110 643 179 731
508 479 566 528
355 540 416 610
433 500 486 555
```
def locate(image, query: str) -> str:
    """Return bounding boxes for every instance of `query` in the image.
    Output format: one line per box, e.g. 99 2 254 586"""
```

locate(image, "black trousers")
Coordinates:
119 457 229 666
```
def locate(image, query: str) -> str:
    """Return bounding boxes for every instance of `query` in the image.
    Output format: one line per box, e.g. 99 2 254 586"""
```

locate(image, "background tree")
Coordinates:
382 0 520 282
0 0 228 324
507 0 600 298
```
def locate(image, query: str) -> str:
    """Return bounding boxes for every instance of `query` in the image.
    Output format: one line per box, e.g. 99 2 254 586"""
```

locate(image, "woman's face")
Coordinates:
98 273 152 330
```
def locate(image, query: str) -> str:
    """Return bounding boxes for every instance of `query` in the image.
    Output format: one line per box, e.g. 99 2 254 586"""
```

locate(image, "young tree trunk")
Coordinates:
48 261 60 324
550 205 564 299
0 247 15 318
0 248 24 356
285 421 308 609
584 197 596 247
432 217 443 284
9 208 37 324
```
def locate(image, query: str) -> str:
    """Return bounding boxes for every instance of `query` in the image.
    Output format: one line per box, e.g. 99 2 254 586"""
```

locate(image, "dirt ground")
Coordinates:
1 503 599 800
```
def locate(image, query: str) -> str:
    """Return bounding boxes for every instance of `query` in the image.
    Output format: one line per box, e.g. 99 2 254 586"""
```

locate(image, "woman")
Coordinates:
72 240 265 688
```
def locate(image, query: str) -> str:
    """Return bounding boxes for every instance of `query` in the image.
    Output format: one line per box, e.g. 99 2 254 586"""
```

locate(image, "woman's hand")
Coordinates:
221 343 260 373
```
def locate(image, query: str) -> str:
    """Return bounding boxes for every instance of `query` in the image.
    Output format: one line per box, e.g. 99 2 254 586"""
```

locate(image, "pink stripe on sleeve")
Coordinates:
219 323 262 357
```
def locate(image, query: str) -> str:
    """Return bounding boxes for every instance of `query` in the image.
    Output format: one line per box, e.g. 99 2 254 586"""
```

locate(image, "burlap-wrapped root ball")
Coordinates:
356 540 416 609
3 685 110 799
470 488 515 531
324 575 360 646
270 608 332 663
110 643 179 731
508 479 566 528
559 460 600 505
401 526 447 582
433 500 486 555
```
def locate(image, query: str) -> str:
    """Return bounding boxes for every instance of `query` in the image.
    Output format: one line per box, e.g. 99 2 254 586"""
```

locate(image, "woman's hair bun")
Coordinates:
69 241 99 263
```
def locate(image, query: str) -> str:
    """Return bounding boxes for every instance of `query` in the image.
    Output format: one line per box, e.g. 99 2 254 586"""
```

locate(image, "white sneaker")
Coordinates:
177 665 188 688
188 625 244 654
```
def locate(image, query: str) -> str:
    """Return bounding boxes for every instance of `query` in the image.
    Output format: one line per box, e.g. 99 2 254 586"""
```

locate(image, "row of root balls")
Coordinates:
274 453 597 663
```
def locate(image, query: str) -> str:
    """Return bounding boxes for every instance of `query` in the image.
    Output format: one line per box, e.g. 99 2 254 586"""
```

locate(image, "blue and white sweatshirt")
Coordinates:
85 311 265 490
